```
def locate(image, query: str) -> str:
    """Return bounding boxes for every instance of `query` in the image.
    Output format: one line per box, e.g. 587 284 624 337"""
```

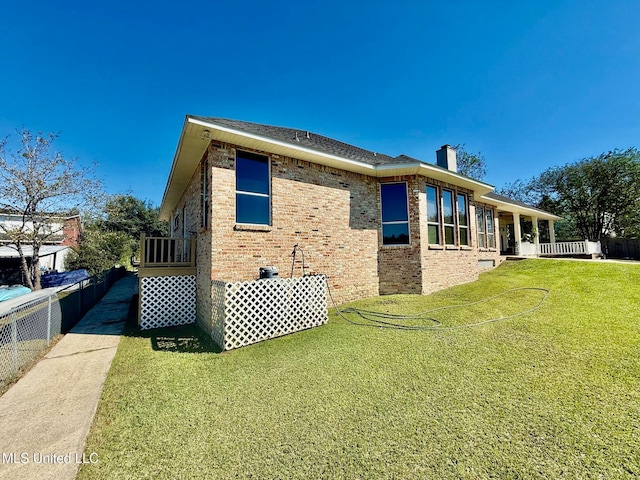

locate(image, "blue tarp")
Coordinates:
40 269 90 288
0 285 32 302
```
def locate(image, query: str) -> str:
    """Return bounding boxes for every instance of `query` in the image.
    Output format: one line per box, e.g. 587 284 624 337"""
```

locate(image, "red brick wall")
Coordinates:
61 216 82 248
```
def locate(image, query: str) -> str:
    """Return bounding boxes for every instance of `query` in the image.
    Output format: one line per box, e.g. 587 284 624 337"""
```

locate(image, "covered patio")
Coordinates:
482 193 602 258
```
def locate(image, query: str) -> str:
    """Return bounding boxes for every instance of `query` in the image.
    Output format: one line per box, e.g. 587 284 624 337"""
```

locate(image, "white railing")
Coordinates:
536 240 602 256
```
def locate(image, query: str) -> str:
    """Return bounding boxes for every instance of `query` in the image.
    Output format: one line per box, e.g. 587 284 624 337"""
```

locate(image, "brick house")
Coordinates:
140 115 566 348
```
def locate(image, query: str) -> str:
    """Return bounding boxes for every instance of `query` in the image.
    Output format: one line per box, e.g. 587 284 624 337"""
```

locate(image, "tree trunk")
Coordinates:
16 242 34 290
31 246 42 290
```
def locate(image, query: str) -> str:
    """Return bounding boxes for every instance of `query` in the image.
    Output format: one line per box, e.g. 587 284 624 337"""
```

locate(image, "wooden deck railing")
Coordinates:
139 234 196 270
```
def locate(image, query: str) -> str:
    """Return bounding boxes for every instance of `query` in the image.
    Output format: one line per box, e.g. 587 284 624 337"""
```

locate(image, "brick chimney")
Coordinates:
436 145 457 172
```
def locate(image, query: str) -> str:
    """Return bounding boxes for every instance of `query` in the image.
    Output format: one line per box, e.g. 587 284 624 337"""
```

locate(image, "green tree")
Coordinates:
65 229 130 275
453 144 487 180
98 194 168 240
497 148 640 241
0 130 101 289
69 194 167 272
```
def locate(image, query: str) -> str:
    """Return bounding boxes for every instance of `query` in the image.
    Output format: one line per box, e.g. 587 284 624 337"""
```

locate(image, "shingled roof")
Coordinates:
190 116 411 167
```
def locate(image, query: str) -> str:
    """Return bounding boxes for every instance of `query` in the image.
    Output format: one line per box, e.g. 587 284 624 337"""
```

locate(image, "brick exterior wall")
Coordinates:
417 178 480 294
170 141 504 312
378 176 423 295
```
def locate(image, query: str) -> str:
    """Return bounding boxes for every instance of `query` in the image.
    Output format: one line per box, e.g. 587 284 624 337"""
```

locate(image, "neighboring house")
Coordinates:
139 115 570 347
0 212 82 283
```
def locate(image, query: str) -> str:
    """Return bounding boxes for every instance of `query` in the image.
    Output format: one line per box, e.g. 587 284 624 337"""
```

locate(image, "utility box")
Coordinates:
259 266 279 279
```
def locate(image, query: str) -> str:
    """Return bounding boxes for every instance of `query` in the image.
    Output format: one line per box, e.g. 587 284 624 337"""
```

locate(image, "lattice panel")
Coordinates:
222 275 328 351
140 275 196 330
210 280 226 348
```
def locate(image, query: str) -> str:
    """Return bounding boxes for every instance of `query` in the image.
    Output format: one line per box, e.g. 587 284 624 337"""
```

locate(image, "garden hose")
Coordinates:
325 278 550 331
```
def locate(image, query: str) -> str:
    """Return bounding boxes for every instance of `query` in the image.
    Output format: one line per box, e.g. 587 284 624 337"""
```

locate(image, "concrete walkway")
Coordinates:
0 274 137 480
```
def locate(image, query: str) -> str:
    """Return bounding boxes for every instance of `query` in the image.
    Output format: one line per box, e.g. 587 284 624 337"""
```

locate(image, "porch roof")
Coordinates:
480 192 562 221
160 115 495 220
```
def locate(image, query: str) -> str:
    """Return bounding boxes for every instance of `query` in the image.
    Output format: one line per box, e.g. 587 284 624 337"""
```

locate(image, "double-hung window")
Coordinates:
381 182 410 245
236 151 270 225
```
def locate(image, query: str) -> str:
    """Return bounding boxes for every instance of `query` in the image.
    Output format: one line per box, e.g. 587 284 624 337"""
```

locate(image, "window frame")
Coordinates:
426 185 441 245
476 205 496 249
476 206 486 248
426 185 470 247
380 182 411 246
486 208 495 249
235 150 271 226
457 193 469 246
442 189 456 245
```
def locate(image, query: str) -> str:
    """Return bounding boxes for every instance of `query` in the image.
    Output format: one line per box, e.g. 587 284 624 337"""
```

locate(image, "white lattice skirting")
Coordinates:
212 275 328 351
140 275 196 330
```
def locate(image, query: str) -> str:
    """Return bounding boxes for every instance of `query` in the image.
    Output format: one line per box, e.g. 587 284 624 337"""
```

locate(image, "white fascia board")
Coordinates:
189 117 377 174
159 118 191 217
480 195 562 220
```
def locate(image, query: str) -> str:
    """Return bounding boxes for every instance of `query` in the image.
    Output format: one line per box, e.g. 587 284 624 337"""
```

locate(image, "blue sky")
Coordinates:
1 1 639 206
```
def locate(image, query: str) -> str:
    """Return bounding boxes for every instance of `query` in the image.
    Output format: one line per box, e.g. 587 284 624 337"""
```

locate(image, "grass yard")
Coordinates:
79 260 640 479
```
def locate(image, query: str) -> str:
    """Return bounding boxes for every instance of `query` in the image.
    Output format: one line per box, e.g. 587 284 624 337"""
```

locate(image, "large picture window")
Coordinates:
236 151 270 225
381 183 410 245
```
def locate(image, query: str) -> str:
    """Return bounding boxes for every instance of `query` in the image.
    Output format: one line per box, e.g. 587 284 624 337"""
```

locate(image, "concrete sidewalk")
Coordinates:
0 273 138 480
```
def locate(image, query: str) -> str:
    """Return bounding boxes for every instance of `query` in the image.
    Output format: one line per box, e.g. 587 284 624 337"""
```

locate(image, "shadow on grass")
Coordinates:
123 294 223 354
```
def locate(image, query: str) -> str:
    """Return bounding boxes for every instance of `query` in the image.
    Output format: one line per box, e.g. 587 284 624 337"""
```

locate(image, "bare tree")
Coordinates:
0 129 102 289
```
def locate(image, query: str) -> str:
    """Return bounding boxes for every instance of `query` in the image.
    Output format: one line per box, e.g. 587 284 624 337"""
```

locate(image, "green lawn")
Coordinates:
79 260 640 479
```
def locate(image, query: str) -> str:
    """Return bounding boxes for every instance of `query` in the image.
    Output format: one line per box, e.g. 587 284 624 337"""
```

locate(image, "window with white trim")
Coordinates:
236 150 270 225
381 182 410 245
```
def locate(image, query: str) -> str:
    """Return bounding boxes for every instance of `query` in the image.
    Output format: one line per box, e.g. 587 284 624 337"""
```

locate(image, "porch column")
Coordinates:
513 213 522 255
532 215 540 255
549 220 556 243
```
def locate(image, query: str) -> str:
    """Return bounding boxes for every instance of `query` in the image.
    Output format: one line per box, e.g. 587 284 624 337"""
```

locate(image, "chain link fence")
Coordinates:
0 290 62 388
57 268 124 333
0 267 126 389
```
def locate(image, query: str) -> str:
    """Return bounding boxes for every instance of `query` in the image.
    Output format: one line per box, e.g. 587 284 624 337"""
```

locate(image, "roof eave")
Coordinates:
480 195 563 220
160 116 494 218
